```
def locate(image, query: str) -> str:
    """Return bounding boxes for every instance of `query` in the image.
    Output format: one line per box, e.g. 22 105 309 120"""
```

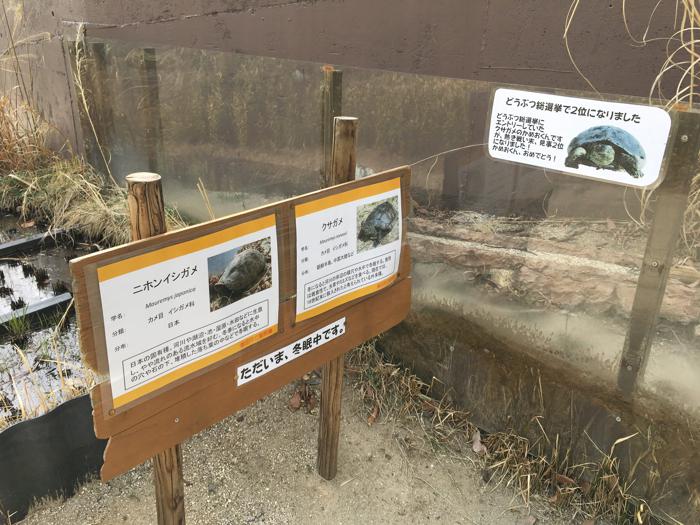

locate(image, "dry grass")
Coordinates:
648 0 700 263
0 97 185 247
348 339 668 524
0 12 184 248
0 159 185 248
347 341 475 448
682 172 700 259
0 97 51 174
0 498 11 525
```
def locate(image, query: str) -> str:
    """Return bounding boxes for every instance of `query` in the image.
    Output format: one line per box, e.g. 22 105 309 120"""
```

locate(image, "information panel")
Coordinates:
488 88 672 188
71 166 412 480
295 177 402 322
98 215 279 408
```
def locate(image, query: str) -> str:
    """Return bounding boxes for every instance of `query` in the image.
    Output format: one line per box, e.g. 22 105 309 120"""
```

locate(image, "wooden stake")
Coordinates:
126 172 167 240
317 350 345 480
321 67 342 187
126 172 185 525
329 117 358 186
140 49 164 174
317 116 358 480
153 445 185 525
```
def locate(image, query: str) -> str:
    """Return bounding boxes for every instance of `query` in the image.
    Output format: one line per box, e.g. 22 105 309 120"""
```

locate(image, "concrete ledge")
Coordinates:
0 230 66 258
0 293 73 329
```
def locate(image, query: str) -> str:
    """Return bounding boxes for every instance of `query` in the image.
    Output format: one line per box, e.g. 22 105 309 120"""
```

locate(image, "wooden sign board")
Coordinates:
71 166 412 480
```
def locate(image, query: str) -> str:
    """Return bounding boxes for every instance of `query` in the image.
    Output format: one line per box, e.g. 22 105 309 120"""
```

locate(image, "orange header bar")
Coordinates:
98 214 276 282
295 177 401 217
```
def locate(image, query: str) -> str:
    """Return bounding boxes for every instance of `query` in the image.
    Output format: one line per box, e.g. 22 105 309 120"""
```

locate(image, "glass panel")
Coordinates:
77 41 323 221
343 76 652 390
78 38 697 418
643 186 700 413
70 35 700 521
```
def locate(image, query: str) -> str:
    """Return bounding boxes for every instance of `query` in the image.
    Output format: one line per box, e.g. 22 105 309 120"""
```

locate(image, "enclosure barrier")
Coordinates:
0 395 105 523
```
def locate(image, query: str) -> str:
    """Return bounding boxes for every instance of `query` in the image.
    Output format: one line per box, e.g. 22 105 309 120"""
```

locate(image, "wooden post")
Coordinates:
329 117 358 186
140 49 164 174
87 42 115 176
126 172 185 525
126 172 167 240
617 111 700 395
317 116 358 481
321 66 343 187
153 445 185 525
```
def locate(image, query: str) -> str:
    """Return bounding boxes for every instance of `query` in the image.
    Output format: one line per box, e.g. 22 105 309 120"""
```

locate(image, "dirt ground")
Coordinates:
22 380 585 525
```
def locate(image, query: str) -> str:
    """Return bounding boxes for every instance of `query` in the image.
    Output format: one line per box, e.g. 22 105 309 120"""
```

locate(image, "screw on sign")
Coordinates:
70 141 412 523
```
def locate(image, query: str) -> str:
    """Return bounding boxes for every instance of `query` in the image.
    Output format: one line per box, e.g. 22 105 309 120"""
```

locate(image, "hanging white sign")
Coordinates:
236 317 346 386
487 88 672 188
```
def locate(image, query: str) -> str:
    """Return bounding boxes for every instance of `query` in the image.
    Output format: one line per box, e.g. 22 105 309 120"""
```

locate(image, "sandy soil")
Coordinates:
22 380 583 525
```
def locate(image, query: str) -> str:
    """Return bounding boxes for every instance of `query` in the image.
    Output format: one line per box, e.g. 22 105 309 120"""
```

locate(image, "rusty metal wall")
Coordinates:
0 0 678 152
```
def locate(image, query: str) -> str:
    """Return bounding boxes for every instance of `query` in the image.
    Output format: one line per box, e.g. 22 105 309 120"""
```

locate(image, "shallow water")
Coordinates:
0 216 91 426
0 318 88 425
0 261 54 315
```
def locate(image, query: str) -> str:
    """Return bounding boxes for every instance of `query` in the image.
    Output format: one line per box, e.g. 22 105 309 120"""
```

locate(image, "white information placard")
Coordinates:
98 215 279 408
237 317 346 385
488 88 672 188
295 177 402 322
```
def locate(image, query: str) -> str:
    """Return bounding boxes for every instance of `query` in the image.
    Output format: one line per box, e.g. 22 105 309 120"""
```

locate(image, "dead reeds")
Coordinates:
0 97 185 247
0 157 185 248
0 97 51 175
346 340 475 448
348 339 666 524
0 308 96 433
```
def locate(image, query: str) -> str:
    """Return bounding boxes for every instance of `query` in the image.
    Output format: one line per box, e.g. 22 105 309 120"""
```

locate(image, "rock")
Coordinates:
488 268 514 289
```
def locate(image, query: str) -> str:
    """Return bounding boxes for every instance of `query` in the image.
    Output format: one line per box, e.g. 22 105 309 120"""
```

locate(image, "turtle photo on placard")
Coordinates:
356 196 399 253
564 125 646 179
207 237 272 312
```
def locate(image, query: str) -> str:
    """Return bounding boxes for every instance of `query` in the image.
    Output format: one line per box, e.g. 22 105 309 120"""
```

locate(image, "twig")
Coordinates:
197 177 216 220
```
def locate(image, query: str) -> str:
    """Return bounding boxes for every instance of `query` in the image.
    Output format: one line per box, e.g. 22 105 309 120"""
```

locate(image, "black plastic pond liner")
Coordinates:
0 394 106 523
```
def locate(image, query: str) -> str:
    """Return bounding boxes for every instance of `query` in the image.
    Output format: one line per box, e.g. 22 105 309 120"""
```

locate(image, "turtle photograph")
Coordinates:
356 196 399 253
564 125 646 179
207 237 272 312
